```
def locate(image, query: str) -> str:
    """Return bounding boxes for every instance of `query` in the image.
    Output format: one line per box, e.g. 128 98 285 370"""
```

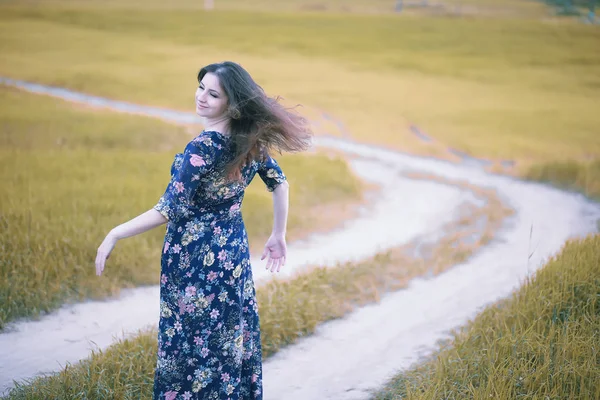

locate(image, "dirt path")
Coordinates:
0 78 598 398
0 78 469 395
0 144 467 395
261 137 600 399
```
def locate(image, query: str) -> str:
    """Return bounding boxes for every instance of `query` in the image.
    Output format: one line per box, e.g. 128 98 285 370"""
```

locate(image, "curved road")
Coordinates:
0 78 598 398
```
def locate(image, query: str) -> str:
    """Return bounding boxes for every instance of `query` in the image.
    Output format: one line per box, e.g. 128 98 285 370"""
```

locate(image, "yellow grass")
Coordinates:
1 1 598 396
0 3 598 165
0 0 554 18
0 86 363 328
524 159 600 201
3 172 514 399
375 233 600 400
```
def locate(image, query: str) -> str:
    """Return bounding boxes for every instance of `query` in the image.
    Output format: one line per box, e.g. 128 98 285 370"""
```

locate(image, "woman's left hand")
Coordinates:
261 234 287 273
95 232 118 276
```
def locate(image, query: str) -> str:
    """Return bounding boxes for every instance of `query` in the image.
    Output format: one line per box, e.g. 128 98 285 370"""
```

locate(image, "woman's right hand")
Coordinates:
95 232 118 276
261 233 287 273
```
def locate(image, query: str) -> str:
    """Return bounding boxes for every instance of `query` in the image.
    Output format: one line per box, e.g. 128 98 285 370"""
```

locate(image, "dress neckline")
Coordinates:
203 130 230 140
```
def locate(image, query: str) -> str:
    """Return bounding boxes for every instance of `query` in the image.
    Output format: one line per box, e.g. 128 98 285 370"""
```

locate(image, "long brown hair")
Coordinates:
197 61 313 180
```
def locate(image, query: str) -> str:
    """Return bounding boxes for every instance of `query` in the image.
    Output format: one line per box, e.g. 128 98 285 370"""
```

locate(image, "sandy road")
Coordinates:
0 78 598 398
262 137 600 399
0 78 467 395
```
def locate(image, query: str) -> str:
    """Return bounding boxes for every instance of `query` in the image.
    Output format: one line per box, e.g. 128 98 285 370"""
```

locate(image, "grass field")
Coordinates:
0 0 555 17
3 174 513 399
375 233 600 400
525 159 600 200
0 86 363 329
1 0 598 397
0 2 598 166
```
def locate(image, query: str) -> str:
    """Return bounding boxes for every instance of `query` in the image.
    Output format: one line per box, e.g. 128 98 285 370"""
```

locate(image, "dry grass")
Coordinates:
0 3 598 165
1 1 597 397
0 86 363 329
4 331 159 400
0 0 556 18
524 159 600 201
374 233 600 400
2 172 515 399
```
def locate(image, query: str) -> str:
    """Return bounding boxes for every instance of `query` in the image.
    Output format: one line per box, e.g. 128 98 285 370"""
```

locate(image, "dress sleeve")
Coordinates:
258 155 287 192
154 139 215 223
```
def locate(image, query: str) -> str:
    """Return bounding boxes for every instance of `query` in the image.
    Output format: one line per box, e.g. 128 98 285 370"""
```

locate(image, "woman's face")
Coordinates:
195 72 229 119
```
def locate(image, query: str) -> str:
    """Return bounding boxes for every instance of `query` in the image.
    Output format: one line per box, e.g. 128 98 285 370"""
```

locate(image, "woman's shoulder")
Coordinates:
189 130 229 151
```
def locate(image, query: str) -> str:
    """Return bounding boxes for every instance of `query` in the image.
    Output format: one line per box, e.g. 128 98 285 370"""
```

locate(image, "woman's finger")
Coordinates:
265 254 274 271
271 258 281 272
95 256 101 276
260 246 268 261
271 258 277 272
96 251 105 276
273 257 280 273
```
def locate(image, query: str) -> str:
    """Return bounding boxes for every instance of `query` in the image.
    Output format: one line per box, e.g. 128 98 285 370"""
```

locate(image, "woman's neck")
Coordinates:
203 116 231 137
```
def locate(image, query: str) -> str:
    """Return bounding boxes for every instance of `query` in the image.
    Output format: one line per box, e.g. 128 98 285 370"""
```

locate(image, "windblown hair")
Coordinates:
197 61 313 180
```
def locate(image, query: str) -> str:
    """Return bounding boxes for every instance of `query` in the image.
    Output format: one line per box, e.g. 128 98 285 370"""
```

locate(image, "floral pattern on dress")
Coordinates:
152 131 286 400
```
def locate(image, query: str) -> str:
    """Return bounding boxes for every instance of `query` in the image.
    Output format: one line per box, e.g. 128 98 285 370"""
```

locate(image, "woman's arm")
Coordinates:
110 208 167 240
261 180 289 273
271 180 289 237
95 209 167 276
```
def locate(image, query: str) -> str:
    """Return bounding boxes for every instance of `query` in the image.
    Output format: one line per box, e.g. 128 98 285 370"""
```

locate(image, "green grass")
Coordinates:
374 233 600 400
542 0 597 16
0 86 363 329
5 330 159 400
525 159 600 201
0 3 598 164
2 173 513 399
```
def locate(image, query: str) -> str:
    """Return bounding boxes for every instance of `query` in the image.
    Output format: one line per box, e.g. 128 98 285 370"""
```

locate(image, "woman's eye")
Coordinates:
210 94 218 98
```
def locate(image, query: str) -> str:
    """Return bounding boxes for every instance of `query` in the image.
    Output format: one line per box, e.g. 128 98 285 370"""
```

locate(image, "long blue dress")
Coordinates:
152 130 286 400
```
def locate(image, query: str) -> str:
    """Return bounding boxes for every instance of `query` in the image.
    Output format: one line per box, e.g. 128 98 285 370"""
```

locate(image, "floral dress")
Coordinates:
152 130 286 400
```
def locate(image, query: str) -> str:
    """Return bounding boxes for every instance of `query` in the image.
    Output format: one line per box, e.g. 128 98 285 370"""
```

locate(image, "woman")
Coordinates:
95 61 312 399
